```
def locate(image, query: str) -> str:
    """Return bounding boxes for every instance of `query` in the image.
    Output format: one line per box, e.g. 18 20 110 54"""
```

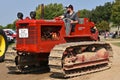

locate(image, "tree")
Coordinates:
90 2 113 23
36 3 65 19
0 25 3 29
78 9 91 18
4 23 15 30
12 20 17 30
90 6 104 23
103 2 113 22
3 20 17 30
111 0 120 30
96 20 110 31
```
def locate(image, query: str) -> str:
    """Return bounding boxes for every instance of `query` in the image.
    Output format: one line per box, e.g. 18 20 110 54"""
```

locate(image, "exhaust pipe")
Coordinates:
41 4 44 19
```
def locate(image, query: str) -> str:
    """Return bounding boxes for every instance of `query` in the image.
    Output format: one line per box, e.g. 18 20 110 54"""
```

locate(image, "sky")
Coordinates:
0 0 114 26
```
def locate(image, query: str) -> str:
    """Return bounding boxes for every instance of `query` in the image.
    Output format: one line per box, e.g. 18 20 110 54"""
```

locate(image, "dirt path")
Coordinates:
0 42 120 80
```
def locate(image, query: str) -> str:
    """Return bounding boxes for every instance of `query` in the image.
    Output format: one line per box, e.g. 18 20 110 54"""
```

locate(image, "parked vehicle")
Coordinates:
6 35 14 43
3 29 16 42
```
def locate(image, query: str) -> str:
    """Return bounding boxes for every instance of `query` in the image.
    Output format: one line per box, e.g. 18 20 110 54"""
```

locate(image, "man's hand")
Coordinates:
70 20 78 24
59 15 64 19
70 20 74 24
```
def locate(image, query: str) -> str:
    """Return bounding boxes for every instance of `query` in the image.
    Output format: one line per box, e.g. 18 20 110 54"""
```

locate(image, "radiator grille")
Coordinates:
17 26 37 44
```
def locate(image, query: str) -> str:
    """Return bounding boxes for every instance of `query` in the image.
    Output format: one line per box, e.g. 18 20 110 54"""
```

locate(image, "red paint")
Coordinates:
16 17 99 54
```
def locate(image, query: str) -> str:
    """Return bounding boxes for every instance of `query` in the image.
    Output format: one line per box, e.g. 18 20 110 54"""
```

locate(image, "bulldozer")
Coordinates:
0 29 8 62
6 5 113 78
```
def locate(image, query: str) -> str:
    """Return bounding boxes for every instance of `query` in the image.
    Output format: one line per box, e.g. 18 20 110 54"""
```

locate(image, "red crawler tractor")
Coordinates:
6 9 113 78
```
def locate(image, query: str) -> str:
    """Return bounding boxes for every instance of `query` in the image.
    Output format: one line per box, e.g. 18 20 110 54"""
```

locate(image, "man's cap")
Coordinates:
65 4 73 9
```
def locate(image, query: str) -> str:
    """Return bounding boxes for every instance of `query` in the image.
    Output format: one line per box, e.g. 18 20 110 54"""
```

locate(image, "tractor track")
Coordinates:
5 47 50 73
49 41 113 78
5 47 18 73
5 41 113 79
50 58 111 78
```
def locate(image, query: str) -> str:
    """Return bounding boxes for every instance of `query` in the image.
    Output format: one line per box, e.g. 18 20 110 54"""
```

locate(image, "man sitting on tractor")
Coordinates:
60 4 79 36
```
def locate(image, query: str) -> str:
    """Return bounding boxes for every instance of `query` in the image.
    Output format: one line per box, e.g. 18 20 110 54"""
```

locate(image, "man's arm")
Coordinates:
70 12 79 24
70 20 78 24
59 15 64 19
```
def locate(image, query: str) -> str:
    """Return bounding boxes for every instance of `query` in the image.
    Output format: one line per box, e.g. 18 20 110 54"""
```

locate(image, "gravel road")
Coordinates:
0 41 120 80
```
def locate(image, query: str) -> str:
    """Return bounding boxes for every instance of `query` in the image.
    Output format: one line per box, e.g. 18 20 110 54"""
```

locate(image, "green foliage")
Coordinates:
36 5 42 19
2 20 16 30
78 9 91 18
78 2 113 31
112 42 120 47
4 22 16 30
96 20 110 31
4 24 13 29
90 2 113 23
111 0 120 26
36 3 65 19
0 25 3 29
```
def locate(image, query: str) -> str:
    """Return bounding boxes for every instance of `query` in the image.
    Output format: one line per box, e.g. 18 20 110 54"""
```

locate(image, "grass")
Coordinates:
111 42 120 47
105 37 120 41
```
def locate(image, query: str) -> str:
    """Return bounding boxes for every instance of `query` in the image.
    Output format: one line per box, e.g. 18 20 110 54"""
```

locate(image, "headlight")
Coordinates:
30 11 36 19
17 12 23 20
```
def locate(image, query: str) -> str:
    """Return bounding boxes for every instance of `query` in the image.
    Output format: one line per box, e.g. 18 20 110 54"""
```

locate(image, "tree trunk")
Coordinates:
117 26 120 36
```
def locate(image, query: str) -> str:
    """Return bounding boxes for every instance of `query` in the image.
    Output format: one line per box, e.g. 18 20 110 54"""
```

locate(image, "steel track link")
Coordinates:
49 41 113 78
